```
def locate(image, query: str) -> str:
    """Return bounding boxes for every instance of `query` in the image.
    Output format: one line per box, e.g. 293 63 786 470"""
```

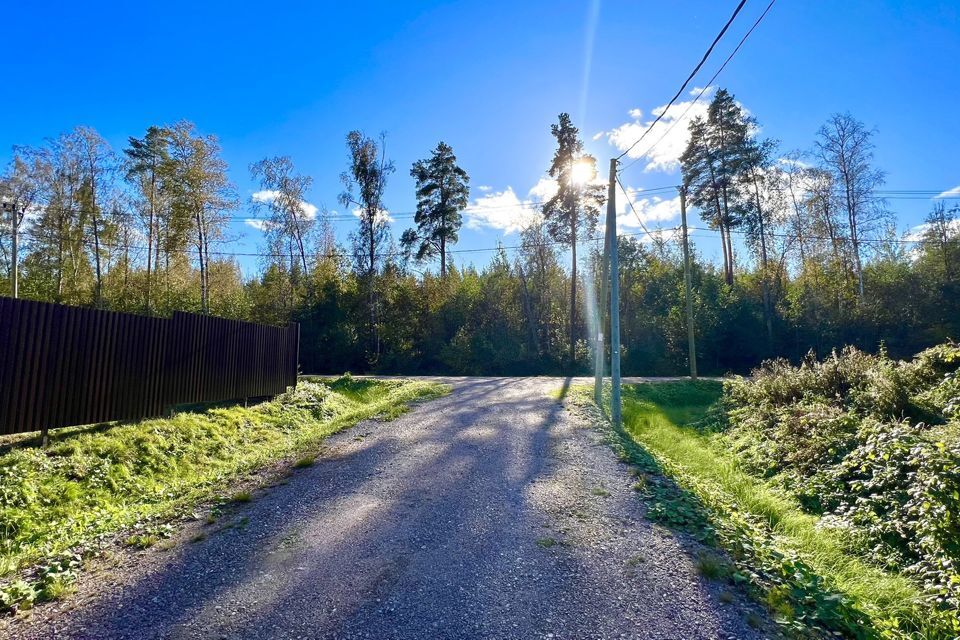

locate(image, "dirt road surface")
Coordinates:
4 377 768 640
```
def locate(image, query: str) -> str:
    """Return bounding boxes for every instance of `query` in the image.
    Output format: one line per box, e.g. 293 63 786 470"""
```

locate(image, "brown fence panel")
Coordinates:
0 297 299 436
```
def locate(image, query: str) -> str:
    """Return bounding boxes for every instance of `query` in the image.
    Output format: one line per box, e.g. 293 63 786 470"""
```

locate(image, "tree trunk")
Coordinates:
440 235 446 279
570 219 577 368
440 195 447 279
366 208 378 361
146 170 155 313
753 176 773 350
724 223 735 285
10 206 18 299
718 223 729 284
196 212 208 314
516 261 538 354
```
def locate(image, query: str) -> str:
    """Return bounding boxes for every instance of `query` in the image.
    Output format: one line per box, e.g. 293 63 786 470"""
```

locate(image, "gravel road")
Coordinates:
4 377 771 640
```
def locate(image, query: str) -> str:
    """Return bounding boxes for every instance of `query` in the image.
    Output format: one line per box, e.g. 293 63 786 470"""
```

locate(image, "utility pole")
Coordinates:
594 200 612 405
592 252 603 404
606 158 621 426
679 185 697 379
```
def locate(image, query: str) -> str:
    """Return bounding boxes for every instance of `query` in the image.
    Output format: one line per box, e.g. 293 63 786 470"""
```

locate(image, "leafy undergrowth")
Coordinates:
713 342 960 637
0 376 449 614
570 376 956 639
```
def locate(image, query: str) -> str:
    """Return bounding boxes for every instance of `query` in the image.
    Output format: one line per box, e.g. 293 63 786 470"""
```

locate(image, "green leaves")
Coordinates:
719 343 960 634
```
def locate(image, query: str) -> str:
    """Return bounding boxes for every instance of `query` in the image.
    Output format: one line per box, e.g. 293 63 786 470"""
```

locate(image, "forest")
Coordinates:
1 90 957 375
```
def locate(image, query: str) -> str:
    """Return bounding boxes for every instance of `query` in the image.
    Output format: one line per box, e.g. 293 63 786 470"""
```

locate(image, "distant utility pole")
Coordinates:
679 185 697 379
606 158 621 426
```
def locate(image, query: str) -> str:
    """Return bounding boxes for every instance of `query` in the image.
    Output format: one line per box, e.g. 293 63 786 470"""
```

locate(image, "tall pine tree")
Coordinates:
541 113 604 368
401 142 469 277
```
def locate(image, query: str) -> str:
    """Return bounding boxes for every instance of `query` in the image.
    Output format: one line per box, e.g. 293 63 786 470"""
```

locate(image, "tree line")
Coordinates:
1 93 957 375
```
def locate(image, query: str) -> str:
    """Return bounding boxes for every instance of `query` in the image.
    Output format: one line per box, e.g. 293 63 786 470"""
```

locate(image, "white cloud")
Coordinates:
251 190 318 219
528 177 559 202
464 186 543 234
351 207 394 224
615 185 682 236
477 185 493 193
935 185 960 199
905 218 960 242
604 87 717 173
244 218 271 231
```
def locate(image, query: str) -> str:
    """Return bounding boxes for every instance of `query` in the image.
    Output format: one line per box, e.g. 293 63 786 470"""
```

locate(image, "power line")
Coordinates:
686 225 927 245
14 224 672 260
615 0 749 162
615 174 661 246
618 0 777 174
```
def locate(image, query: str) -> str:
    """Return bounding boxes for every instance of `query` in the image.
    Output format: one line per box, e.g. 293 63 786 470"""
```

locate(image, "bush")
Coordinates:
719 342 960 624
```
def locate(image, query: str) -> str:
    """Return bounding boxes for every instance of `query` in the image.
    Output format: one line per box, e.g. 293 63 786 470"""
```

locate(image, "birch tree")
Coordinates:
814 113 888 299
167 121 236 314
250 155 317 309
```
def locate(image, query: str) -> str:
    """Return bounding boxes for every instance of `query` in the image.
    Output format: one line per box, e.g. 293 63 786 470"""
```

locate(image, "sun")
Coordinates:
570 158 594 186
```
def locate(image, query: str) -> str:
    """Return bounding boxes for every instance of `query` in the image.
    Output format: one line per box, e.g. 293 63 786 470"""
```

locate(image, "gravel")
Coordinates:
3 377 773 639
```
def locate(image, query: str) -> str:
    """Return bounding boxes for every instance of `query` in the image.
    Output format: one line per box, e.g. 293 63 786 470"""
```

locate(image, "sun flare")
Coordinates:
570 158 594 186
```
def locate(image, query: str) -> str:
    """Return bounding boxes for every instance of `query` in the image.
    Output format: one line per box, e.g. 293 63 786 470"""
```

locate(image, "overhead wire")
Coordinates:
615 0 749 162
618 0 778 174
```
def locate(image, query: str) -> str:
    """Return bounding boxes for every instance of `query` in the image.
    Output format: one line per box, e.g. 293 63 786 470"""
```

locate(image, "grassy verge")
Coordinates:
0 376 449 613
570 381 941 639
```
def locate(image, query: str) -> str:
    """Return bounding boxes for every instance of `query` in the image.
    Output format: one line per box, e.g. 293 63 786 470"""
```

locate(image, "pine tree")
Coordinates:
541 113 604 368
401 142 469 278
125 126 171 313
681 89 751 285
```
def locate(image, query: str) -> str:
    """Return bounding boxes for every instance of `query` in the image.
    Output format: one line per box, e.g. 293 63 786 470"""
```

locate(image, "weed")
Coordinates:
696 552 730 581
125 534 158 549
231 491 253 503
746 613 764 629
536 537 558 548
626 554 645 566
294 455 315 468
156 539 177 552
190 533 207 543
591 487 610 497
39 576 75 601
718 590 735 604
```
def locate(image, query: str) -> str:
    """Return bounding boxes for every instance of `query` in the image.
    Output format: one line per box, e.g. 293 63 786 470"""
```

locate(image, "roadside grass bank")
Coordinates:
0 376 449 614
569 377 953 639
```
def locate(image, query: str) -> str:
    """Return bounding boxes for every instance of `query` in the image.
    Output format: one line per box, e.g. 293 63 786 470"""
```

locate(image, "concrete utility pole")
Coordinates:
592 252 603 405
606 158 621 425
679 186 697 379
594 201 612 405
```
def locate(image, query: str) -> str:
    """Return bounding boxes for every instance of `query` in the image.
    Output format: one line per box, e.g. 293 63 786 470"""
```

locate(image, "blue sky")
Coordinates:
3 0 958 274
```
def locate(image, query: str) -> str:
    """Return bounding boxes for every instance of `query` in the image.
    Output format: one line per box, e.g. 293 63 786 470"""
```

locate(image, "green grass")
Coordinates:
0 376 449 613
571 381 937 639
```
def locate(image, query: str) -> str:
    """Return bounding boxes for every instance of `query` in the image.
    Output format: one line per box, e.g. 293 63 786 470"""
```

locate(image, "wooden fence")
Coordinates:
0 297 299 437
